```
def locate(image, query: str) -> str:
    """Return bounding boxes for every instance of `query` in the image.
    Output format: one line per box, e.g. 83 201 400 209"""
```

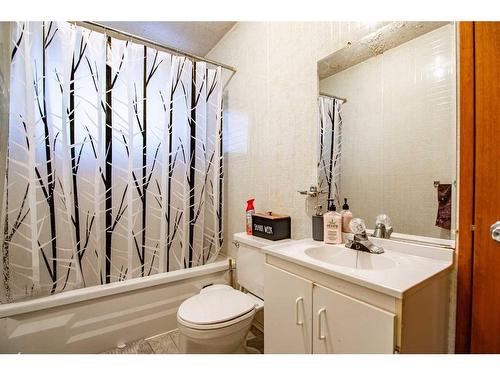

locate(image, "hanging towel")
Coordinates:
435 184 452 230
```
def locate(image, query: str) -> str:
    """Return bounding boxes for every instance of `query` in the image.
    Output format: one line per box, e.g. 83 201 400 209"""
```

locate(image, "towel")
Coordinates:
435 184 452 230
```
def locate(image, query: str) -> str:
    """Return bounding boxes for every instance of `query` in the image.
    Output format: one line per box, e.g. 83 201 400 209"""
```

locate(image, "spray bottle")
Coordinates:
246 198 255 235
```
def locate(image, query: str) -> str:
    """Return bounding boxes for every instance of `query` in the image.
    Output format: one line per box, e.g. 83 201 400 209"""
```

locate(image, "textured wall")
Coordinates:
207 22 384 256
320 24 457 239
206 21 457 352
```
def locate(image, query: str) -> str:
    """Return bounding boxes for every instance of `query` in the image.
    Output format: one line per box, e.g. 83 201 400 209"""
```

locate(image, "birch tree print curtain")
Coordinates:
318 96 342 209
1 21 224 303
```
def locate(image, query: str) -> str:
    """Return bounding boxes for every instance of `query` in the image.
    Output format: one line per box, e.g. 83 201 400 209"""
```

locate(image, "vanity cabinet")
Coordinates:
264 256 450 354
264 264 395 354
264 264 313 353
312 283 395 353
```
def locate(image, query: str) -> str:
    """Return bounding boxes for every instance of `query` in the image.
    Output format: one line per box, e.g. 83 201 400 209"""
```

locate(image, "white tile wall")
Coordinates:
319 24 457 239
208 22 378 258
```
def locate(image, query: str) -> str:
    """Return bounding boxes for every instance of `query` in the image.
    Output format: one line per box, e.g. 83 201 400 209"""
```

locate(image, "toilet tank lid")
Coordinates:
233 232 290 249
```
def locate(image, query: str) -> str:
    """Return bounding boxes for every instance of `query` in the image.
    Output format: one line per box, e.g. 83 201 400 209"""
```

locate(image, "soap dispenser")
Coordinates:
340 198 353 233
323 199 342 244
312 205 324 241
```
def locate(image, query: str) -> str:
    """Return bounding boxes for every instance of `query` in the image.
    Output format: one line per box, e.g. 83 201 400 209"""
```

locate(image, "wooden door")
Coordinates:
312 284 395 354
264 264 313 353
470 22 500 353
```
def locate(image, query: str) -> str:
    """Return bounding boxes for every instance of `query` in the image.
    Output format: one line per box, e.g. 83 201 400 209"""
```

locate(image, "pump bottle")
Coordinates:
323 199 342 244
340 198 353 233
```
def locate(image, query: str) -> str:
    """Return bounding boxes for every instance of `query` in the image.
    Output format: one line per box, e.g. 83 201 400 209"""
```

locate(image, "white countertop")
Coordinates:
261 237 454 298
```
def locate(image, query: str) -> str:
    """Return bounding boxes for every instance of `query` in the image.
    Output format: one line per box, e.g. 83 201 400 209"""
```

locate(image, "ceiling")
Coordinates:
318 21 450 79
98 22 236 57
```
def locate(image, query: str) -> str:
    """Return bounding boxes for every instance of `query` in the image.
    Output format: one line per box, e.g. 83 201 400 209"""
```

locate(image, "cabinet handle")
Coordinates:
318 308 326 340
295 297 304 326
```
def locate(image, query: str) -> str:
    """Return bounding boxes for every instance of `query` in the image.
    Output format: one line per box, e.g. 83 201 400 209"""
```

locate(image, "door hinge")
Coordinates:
471 225 475 232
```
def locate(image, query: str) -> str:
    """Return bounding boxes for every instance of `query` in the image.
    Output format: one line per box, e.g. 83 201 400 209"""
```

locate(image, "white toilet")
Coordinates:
177 233 275 354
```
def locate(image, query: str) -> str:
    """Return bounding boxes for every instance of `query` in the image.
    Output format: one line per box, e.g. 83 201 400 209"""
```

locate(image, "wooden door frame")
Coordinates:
454 21 475 354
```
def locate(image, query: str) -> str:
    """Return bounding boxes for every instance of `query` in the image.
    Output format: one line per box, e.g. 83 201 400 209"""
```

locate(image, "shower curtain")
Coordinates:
318 96 342 210
0 22 224 303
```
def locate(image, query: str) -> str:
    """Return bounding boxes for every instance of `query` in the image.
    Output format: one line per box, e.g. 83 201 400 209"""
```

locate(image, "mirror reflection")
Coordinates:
317 22 457 240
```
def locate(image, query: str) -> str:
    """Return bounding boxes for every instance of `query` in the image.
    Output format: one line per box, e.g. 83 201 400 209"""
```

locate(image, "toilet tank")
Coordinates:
233 232 289 299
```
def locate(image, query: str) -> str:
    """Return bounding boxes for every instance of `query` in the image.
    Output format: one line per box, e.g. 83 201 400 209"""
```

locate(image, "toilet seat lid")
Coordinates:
178 285 256 325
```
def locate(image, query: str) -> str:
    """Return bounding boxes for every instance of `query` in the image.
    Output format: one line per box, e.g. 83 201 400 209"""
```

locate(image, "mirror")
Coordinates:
316 22 457 242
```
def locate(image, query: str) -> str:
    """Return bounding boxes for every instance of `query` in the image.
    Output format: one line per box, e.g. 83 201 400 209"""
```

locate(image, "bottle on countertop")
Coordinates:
323 199 342 244
312 205 324 241
246 198 255 235
340 198 353 233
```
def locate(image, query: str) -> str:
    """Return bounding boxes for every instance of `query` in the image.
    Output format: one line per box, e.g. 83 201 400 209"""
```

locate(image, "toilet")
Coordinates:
177 232 279 354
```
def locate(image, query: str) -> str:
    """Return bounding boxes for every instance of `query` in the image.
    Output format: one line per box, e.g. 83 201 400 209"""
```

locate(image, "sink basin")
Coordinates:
261 236 454 297
304 245 397 270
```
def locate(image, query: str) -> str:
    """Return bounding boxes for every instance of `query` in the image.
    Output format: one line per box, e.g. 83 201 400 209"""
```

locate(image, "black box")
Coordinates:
251 212 291 241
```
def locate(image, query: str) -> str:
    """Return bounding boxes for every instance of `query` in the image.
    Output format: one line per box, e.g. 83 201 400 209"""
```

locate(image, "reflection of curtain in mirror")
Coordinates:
0 21 224 303
317 96 342 210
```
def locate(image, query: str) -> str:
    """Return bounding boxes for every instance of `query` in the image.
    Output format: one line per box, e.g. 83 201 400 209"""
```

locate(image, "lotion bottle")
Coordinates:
323 199 342 244
340 198 353 233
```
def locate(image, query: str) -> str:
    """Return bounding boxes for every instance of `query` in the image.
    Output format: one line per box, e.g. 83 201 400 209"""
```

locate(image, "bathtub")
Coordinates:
0 258 229 353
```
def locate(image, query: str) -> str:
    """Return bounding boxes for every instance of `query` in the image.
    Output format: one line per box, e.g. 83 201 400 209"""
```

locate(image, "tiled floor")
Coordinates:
102 326 264 354
246 326 264 353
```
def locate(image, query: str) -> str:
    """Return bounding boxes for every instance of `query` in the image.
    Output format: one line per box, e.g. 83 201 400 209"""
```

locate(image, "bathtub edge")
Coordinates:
0 258 229 318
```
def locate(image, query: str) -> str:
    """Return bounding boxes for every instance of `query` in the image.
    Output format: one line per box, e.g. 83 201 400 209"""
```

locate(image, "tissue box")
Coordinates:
251 212 291 241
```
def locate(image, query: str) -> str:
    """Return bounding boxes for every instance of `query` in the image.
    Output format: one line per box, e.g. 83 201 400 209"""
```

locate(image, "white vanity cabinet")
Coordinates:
264 254 450 354
265 264 395 354
312 283 395 353
264 264 313 353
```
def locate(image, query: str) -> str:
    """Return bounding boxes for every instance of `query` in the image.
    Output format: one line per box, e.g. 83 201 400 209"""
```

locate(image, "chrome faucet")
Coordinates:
372 223 393 239
372 214 393 239
345 218 384 254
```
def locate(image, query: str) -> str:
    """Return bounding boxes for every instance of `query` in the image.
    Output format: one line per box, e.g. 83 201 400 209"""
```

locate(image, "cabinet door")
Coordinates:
313 284 395 354
264 264 313 353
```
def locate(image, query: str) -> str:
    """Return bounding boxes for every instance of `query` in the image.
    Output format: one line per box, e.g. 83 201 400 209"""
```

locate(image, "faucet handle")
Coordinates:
349 218 367 235
376 214 392 228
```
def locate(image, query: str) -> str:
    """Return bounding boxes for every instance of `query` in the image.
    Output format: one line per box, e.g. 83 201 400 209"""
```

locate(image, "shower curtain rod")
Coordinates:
319 92 347 103
73 21 237 74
